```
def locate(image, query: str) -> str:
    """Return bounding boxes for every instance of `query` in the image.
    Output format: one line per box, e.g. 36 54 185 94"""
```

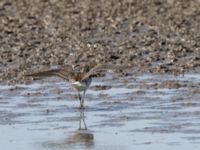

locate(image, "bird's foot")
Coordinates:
79 107 85 110
79 105 85 110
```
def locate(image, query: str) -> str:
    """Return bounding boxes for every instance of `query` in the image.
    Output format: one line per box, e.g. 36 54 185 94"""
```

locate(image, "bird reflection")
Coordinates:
66 110 94 147
40 110 94 149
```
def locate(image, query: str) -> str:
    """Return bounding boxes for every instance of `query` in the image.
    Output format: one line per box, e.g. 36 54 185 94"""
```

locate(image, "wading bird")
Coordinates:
25 64 123 109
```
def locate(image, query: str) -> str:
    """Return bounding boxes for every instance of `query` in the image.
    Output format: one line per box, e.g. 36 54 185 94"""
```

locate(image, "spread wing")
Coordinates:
25 69 71 81
81 63 124 81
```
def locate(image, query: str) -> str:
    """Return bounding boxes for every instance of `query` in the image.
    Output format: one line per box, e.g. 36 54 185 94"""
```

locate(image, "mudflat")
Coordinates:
0 0 199 84
0 1 200 149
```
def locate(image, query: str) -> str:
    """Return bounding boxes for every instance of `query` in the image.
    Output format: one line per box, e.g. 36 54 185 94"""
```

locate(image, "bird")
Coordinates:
25 63 123 109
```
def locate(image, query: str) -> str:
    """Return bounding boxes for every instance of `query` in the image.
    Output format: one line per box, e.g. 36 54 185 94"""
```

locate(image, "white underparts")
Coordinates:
71 78 92 92
71 81 89 91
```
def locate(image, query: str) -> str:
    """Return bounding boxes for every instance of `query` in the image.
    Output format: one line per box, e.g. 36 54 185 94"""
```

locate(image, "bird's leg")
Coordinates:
78 92 82 107
80 89 86 109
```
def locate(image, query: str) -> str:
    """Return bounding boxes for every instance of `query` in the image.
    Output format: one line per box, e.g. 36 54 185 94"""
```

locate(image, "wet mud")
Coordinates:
0 74 200 150
0 0 200 84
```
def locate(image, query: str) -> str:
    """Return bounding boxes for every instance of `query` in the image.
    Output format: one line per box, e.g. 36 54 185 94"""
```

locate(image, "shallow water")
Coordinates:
0 74 200 150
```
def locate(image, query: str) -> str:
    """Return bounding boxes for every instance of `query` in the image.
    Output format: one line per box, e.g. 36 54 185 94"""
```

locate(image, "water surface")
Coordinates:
0 74 200 150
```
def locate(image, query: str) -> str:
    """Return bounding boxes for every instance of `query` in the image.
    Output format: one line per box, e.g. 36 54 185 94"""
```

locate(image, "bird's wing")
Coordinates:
81 63 124 81
25 69 71 81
